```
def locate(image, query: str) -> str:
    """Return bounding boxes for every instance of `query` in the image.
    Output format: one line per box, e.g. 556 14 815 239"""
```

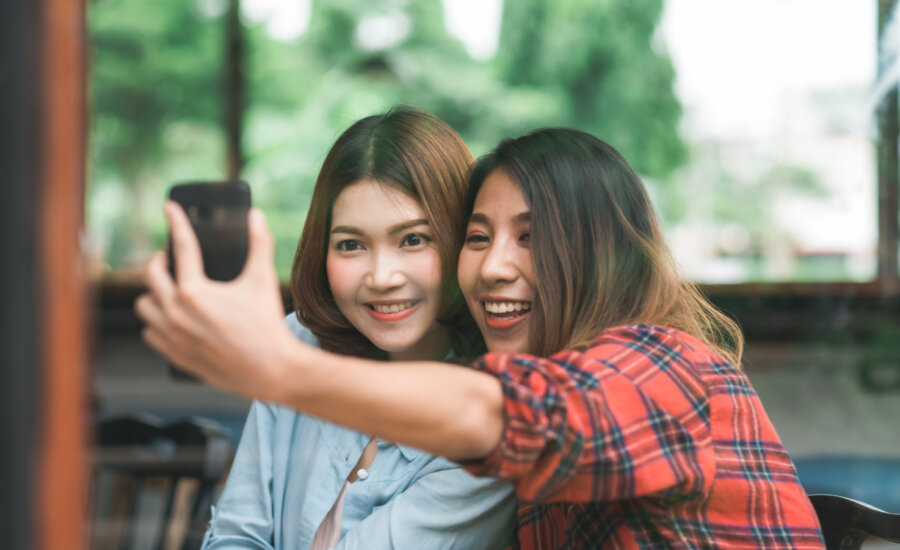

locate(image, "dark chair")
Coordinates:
810 494 900 549
89 413 233 550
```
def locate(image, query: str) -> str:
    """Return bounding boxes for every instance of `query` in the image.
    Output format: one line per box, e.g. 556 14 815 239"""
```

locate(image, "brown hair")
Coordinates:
468 128 744 366
291 106 481 358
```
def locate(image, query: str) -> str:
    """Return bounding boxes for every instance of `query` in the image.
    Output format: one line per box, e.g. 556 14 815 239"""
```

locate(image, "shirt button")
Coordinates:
357 468 369 480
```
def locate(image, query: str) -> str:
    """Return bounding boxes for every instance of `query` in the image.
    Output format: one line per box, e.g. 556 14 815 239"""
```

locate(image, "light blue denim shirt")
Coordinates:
202 314 516 550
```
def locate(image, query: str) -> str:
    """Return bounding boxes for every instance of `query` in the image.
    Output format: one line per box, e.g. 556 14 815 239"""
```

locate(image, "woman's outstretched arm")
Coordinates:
134 202 504 460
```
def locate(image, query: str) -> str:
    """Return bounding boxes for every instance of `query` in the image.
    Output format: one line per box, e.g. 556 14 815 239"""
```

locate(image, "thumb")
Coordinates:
242 208 275 277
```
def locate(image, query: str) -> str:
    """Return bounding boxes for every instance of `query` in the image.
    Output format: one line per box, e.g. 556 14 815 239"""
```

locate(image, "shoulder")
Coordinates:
475 324 698 371
592 323 685 347
283 312 321 347
590 324 725 364
479 324 723 382
587 325 737 399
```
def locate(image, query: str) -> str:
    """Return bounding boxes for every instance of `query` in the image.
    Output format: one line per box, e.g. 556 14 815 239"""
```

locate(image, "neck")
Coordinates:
388 326 452 362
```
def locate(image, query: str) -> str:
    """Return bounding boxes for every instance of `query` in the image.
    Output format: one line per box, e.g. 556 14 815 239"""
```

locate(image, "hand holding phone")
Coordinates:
136 187 293 398
166 180 251 380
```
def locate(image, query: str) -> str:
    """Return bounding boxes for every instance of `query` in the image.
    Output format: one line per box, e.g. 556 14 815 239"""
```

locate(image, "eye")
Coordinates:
400 233 432 248
520 232 530 243
335 239 363 252
465 233 490 248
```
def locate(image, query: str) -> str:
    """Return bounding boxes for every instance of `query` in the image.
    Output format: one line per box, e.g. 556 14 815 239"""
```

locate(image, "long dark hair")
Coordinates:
291 106 481 358
468 128 743 365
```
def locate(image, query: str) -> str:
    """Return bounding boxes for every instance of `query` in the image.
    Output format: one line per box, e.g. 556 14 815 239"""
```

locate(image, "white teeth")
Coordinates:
483 301 531 314
372 301 414 313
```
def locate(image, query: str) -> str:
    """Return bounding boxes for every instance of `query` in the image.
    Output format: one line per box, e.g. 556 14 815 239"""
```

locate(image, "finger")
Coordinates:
165 201 205 283
242 208 275 277
142 326 208 384
134 292 167 331
143 251 176 306
141 327 196 377
140 325 172 358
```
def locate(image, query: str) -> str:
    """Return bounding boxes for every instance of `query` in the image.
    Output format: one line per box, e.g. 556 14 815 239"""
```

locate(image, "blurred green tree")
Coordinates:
87 0 686 276
88 0 226 269
495 0 686 178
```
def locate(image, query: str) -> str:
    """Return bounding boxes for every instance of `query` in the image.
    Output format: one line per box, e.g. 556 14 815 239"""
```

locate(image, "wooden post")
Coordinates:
38 0 89 548
877 0 900 292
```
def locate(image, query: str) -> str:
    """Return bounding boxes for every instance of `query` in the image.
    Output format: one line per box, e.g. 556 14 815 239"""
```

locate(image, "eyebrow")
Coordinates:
331 219 429 236
468 212 531 224
330 225 363 236
389 219 429 235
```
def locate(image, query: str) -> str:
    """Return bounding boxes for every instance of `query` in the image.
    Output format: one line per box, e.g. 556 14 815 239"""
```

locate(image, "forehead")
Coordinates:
473 170 528 213
331 179 424 224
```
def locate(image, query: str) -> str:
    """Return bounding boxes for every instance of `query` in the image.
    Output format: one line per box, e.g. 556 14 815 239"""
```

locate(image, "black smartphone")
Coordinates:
166 180 252 381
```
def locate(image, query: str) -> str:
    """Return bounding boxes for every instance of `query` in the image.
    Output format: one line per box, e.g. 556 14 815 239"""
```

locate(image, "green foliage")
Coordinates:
89 0 225 180
495 0 686 177
88 0 227 269
87 0 687 278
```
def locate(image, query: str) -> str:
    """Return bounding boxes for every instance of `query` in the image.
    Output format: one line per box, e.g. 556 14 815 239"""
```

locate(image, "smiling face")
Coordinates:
458 170 536 354
326 180 449 360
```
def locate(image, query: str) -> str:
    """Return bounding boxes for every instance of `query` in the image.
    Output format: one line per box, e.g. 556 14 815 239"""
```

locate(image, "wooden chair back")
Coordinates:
89 413 232 550
810 494 900 549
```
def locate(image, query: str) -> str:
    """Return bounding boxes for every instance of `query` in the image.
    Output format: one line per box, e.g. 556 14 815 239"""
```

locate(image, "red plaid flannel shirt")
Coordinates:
464 324 825 549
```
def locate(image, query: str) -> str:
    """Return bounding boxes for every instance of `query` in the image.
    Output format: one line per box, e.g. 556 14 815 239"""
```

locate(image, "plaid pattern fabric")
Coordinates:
464 324 825 549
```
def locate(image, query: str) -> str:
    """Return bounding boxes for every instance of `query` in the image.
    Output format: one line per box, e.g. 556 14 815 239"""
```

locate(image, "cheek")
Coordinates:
325 253 360 303
518 250 537 292
407 250 442 294
456 250 478 299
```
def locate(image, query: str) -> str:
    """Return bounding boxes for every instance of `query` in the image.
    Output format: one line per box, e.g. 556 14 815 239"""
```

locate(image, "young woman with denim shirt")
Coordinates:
193 107 515 549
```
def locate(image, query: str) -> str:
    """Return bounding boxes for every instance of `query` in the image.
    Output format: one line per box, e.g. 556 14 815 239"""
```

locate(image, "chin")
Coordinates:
367 335 421 354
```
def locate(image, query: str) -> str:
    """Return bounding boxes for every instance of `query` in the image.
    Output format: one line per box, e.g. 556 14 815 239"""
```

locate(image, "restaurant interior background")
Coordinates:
63 0 900 546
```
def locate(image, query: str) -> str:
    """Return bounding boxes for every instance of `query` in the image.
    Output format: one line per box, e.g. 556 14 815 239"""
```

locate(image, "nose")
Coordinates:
366 249 405 290
479 237 519 284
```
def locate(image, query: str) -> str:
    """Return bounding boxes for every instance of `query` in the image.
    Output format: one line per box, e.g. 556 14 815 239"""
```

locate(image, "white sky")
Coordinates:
658 0 876 140
442 0 502 59
659 0 878 258
241 0 311 41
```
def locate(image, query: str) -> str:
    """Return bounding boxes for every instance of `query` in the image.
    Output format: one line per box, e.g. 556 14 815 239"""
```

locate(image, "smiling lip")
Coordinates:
481 297 532 330
365 300 420 322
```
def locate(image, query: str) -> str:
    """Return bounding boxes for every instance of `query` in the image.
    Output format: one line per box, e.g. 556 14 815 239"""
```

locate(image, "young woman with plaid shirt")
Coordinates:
139 127 826 549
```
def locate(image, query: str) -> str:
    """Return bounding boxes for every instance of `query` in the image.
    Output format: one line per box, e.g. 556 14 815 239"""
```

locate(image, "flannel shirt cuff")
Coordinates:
461 352 547 484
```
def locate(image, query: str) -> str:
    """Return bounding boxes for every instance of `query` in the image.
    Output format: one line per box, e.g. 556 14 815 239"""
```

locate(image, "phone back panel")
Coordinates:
167 180 251 282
